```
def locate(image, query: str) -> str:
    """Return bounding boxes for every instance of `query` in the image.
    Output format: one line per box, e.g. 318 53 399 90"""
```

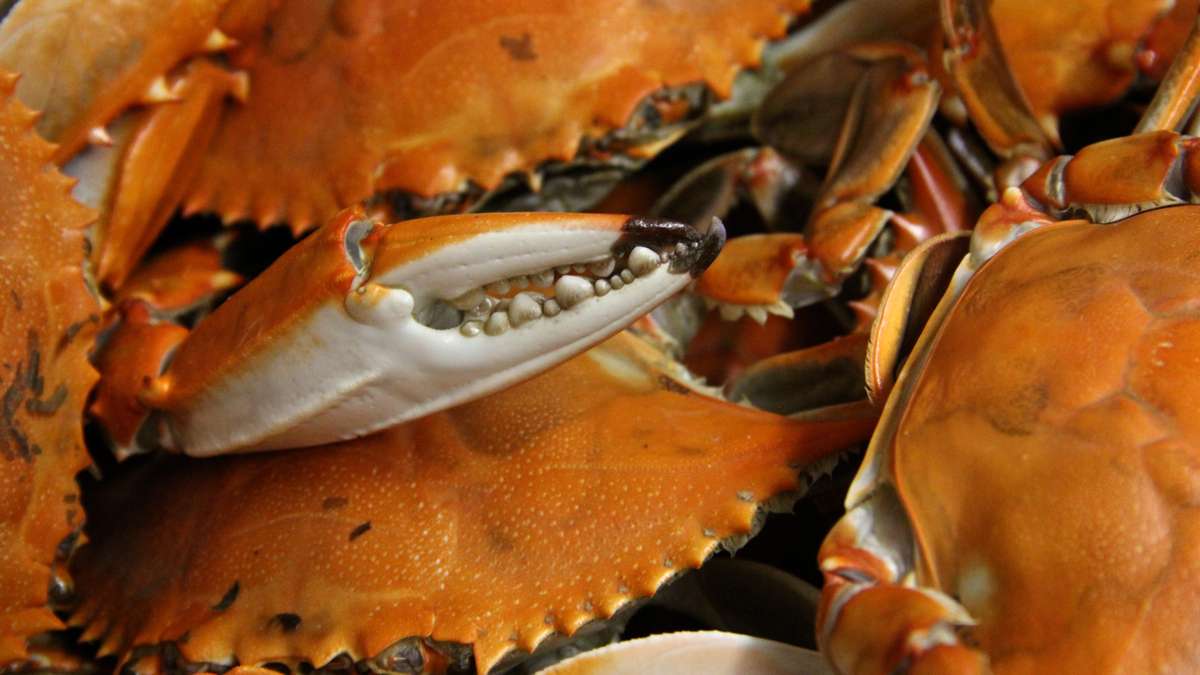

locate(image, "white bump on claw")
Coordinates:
609 275 624 290
588 257 616 277
543 299 561 316
628 246 659 276
465 296 496 321
531 269 555 287
555 275 594 308
485 312 510 335
620 269 635 284
460 321 483 337
450 288 485 310
87 126 113 146
508 292 543 326
718 303 744 321
485 278 511 294
767 300 795 319
344 283 415 327
594 279 610 296
203 28 236 52
141 75 180 104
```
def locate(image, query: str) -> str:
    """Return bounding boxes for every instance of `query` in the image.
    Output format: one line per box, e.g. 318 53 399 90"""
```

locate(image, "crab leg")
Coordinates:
1136 9 1200 134
806 44 939 286
1019 130 1200 224
66 60 246 290
141 208 724 456
694 234 812 324
818 493 989 675
939 0 1054 158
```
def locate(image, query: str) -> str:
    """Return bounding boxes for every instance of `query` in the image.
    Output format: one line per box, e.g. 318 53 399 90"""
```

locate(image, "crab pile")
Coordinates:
3 0 1200 673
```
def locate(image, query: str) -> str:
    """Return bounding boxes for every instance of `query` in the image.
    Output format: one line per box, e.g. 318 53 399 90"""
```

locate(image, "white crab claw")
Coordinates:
147 209 725 456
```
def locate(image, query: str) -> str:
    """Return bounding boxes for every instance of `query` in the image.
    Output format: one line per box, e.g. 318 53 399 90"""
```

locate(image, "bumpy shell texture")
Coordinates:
72 332 871 673
0 0 229 160
188 0 810 228
894 208 1200 671
0 70 98 661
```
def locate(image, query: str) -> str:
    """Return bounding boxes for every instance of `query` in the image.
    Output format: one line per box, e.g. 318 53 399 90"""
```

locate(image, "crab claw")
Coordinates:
145 208 725 456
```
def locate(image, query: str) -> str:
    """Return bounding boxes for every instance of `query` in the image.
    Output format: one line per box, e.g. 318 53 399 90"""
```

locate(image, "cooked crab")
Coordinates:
0 69 98 665
0 0 838 668
817 17 1200 671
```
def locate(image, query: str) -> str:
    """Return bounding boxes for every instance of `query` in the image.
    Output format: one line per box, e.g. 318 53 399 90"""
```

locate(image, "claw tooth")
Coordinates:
594 279 611 296
674 242 688 257
531 269 555 287
451 288 485 310
464 296 495 321
229 70 251 103
609 274 624 290
766 300 794 319
484 312 510 335
746 306 768 324
620 269 635 283
572 263 587 273
588 257 615 277
554 275 594 308
510 275 529 289
628 246 660 276
526 170 543 192
543 298 561 316
485 279 511 294
87 126 113 146
508 292 542 326
202 28 236 52
555 265 572 275
141 75 180 104
628 246 657 275
460 321 483 337
718 303 744 321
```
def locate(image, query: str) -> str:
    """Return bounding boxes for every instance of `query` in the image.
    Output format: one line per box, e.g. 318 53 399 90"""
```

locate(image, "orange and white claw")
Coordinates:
90 301 189 459
144 208 725 456
818 581 987 675
695 233 821 323
817 492 986 675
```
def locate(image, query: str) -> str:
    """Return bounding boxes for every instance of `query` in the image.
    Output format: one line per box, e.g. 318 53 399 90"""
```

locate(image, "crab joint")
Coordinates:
145 208 724 456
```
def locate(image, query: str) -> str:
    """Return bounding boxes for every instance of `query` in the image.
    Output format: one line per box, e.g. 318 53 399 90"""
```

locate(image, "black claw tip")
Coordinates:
690 216 725 277
616 215 725 276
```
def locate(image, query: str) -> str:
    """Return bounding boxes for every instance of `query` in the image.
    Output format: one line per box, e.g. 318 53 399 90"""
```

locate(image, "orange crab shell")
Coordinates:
893 207 1200 671
70 331 875 673
0 0 230 161
991 0 1173 128
186 0 811 229
0 70 99 661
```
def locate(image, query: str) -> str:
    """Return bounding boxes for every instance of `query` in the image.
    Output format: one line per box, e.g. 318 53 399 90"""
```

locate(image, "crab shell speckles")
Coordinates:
71 331 876 673
183 0 812 228
0 69 99 662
